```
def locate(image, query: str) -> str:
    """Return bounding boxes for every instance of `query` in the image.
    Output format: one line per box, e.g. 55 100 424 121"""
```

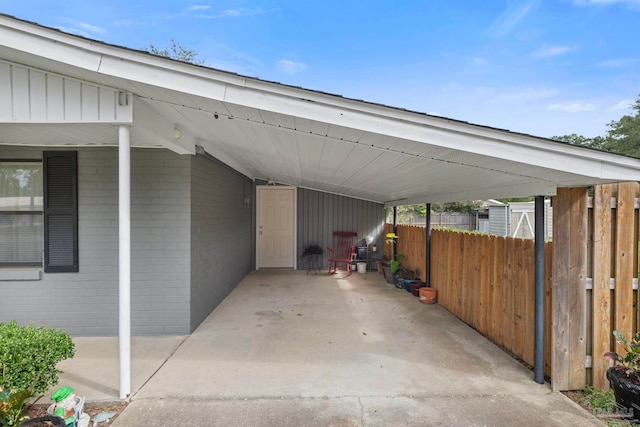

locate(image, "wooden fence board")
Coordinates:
463 233 473 324
449 232 460 314
473 234 483 331
503 239 517 349
552 187 571 391
568 188 588 390
592 184 613 390
494 236 506 347
455 232 464 318
430 229 439 290
545 241 553 378
478 235 491 334
513 238 524 360
615 182 638 355
445 231 454 310
523 238 535 366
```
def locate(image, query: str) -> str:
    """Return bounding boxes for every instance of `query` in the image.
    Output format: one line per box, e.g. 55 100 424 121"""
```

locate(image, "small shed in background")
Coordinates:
488 199 553 239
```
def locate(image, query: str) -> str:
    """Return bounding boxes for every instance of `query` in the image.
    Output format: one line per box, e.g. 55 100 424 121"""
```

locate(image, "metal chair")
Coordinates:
327 231 357 275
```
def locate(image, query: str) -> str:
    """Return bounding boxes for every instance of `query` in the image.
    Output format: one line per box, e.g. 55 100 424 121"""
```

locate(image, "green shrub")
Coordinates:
0 321 75 394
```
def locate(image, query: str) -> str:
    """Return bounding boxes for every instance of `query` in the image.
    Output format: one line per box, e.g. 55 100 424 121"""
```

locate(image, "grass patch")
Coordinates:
571 386 632 427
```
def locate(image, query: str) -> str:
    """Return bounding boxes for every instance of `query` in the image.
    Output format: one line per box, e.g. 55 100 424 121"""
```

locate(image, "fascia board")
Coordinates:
0 20 103 72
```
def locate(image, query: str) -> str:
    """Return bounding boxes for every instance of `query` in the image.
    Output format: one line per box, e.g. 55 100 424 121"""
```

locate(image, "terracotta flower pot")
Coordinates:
419 287 437 304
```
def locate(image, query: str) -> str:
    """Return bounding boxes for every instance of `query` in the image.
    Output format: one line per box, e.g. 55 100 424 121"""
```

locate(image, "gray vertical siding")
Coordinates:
0 146 191 335
190 154 253 332
297 188 386 270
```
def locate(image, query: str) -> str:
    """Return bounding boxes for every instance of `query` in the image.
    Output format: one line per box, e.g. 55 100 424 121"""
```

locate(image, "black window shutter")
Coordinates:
43 151 78 273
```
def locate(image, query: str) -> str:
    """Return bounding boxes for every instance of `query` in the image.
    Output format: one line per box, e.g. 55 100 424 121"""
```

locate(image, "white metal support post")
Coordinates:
118 125 131 399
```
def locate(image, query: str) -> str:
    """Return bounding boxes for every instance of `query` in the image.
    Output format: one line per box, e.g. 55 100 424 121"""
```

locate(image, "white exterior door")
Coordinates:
257 186 296 269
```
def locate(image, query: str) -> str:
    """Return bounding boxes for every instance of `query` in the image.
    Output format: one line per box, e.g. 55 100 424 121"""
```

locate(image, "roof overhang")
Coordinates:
2 14 640 206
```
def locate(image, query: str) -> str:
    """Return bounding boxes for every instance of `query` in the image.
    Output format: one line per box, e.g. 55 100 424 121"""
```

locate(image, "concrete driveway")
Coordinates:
99 270 602 426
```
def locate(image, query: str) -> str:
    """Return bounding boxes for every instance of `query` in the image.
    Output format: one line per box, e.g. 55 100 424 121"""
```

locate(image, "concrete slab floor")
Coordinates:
47 335 186 401
110 271 604 426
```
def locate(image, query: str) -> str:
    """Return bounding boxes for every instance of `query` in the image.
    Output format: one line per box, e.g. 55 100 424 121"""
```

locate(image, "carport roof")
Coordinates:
2 14 640 206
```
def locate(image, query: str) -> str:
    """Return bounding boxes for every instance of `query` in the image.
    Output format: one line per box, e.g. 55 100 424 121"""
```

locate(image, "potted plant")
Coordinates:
300 244 323 274
384 233 414 287
604 330 640 422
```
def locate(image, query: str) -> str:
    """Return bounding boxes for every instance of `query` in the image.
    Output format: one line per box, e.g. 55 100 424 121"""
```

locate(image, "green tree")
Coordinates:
387 202 482 224
551 133 608 151
605 97 640 157
430 201 481 213
552 94 640 158
145 40 204 65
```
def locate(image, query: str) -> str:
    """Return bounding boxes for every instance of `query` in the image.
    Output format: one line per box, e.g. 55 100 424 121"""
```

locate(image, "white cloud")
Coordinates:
471 57 489 66
56 26 89 37
195 8 264 18
608 99 634 111
573 0 640 9
114 19 150 27
276 59 307 75
57 19 107 38
59 19 106 37
548 102 596 112
201 43 264 75
187 5 211 12
488 0 539 37
532 45 574 58
594 58 638 67
471 85 557 103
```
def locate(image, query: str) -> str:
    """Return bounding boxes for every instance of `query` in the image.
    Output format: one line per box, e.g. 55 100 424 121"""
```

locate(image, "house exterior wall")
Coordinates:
0 146 191 335
190 154 254 332
297 188 386 270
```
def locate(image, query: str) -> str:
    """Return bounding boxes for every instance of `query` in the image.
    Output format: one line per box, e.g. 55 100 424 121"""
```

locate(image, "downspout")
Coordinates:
534 195 545 384
425 203 431 286
118 125 131 399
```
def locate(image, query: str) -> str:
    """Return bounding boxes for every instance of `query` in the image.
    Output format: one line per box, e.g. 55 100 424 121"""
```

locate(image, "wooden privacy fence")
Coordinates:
430 229 554 377
385 182 640 390
385 223 552 375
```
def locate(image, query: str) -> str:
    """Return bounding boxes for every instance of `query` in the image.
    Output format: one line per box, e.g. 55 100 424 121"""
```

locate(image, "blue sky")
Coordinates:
3 0 639 138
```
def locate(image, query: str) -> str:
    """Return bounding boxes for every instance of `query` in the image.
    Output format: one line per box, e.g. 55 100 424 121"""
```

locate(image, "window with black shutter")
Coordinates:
43 151 78 272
